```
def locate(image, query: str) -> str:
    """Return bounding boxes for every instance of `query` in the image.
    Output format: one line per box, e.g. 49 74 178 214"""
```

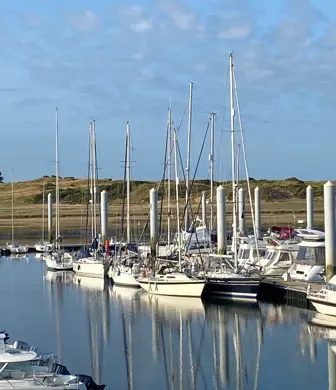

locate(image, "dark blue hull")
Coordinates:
204 277 260 302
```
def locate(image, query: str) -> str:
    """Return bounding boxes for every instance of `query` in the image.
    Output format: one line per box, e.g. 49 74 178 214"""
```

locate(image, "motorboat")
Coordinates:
0 332 105 390
237 236 267 267
283 229 325 283
307 275 336 316
258 237 299 277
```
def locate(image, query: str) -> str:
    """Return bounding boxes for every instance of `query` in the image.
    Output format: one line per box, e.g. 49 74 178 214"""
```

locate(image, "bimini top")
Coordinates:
0 333 37 363
295 228 325 241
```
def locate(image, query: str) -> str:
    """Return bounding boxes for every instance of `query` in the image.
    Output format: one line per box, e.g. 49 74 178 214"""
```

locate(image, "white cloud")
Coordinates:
71 10 98 32
130 19 153 33
156 0 198 31
218 26 251 39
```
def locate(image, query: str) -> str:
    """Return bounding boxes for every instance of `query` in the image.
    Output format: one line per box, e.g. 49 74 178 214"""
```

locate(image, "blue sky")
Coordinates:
1 0 336 182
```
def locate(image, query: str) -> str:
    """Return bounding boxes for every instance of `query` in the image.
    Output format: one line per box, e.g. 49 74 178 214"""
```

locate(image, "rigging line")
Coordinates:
233 71 261 269
158 117 169 241
159 322 171 390
177 120 210 261
85 130 91 248
120 131 128 245
138 102 189 242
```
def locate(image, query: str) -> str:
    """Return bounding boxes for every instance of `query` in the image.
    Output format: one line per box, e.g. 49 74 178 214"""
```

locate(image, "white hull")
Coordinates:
138 275 205 297
34 243 54 253
45 258 73 271
45 252 73 271
110 271 140 288
73 258 109 278
7 246 28 254
310 299 336 316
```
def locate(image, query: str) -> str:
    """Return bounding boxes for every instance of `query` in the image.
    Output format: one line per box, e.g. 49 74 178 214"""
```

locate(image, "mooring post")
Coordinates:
100 190 108 241
47 193 53 242
217 186 226 254
254 187 261 239
238 187 245 236
324 181 336 281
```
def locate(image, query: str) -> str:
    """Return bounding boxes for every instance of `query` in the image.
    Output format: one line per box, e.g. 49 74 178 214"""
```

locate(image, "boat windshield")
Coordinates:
295 246 325 266
324 282 336 291
0 361 31 379
264 250 276 260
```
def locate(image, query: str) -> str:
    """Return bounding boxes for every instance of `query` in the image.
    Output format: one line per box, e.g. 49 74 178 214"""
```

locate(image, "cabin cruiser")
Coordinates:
0 332 105 390
45 250 73 271
307 275 336 316
283 229 325 283
258 237 299 277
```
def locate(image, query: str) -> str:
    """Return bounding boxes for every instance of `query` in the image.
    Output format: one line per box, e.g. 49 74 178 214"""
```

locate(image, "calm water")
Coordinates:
0 255 332 390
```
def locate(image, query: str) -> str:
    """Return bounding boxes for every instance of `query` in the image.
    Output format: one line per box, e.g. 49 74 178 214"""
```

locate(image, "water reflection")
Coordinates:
2 255 329 390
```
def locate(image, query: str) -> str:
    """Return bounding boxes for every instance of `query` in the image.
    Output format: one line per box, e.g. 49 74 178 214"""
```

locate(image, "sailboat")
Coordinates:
138 130 205 297
204 53 261 301
109 121 141 288
6 181 28 254
73 120 110 278
45 108 73 271
34 181 54 253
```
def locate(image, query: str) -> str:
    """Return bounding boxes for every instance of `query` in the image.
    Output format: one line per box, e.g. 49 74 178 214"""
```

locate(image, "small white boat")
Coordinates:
45 251 73 271
308 276 336 316
109 257 141 288
7 243 28 254
138 271 205 297
34 241 54 253
73 256 110 278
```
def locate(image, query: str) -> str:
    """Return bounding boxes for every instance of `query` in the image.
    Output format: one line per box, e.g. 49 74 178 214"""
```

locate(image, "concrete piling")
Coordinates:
254 187 261 239
324 181 336 281
100 190 108 241
217 186 226 254
306 185 314 229
47 193 53 242
201 191 207 227
150 188 158 258
238 188 245 236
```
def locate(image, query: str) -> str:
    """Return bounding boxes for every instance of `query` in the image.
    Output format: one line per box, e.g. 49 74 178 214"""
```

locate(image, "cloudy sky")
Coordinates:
1 0 335 182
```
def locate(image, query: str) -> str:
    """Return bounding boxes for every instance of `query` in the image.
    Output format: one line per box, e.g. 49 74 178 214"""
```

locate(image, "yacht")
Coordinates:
237 236 267 267
7 243 28 255
283 229 325 283
73 244 110 278
258 237 299 277
0 332 104 390
307 275 336 316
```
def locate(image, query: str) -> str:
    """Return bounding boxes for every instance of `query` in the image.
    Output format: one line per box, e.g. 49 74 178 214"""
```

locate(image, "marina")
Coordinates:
1 1 336 387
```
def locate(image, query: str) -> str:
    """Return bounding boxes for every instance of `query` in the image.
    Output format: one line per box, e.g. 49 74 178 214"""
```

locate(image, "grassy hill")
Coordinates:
0 176 329 242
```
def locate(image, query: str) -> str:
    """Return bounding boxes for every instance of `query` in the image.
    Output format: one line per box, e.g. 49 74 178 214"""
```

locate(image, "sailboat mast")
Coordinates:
229 53 238 269
173 130 182 272
185 81 193 232
11 181 14 244
210 112 215 235
89 122 94 240
92 120 97 240
167 106 172 248
126 121 131 244
42 181 45 241
55 107 60 250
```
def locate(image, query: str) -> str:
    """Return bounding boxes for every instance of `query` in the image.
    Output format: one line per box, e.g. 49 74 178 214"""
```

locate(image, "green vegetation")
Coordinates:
0 176 327 205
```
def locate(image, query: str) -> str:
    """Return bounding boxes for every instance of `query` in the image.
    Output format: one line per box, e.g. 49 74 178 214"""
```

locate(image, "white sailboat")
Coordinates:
109 121 141 287
45 108 73 271
34 181 54 253
6 181 28 254
204 53 261 301
73 120 110 278
138 129 205 297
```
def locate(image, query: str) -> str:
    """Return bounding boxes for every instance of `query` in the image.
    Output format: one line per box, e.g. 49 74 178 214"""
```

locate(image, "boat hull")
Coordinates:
110 271 140 288
73 260 110 278
309 297 336 317
45 258 73 271
204 277 260 301
138 279 205 297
